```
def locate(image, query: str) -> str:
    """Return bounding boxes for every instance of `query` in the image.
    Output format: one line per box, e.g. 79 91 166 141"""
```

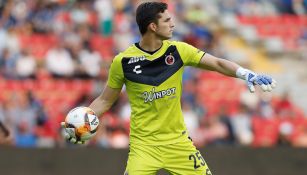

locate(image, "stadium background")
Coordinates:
0 0 307 174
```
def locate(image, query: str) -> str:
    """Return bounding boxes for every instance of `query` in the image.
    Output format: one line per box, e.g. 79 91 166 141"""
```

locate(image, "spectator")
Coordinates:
109 128 129 149
6 27 20 55
231 103 253 146
78 45 102 79
113 12 134 52
15 122 36 148
94 116 111 148
252 115 280 147
240 89 260 112
94 0 114 36
15 48 37 79
275 91 294 117
0 48 18 79
45 42 75 78
35 120 56 148
31 1 58 33
216 105 235 145
15 92 37 133
0 0 305 149
257 93 275 119
202 115 230 146
0 1 17 29
69 1 92 26
0 28 8 54
291 118 307 147
183 101 199 139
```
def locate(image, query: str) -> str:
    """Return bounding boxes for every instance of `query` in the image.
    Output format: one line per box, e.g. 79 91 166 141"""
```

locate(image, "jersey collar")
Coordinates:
134 42 164 55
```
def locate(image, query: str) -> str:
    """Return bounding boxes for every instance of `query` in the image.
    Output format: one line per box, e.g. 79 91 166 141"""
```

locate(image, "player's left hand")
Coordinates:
244 72 277 93
60 122 85 144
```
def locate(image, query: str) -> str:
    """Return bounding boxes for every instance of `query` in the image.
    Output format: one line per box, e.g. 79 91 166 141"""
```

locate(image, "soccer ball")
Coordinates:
64 106 99 142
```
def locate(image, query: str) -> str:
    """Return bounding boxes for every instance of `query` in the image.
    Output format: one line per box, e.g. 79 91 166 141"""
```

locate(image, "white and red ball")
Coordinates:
64 106 99 141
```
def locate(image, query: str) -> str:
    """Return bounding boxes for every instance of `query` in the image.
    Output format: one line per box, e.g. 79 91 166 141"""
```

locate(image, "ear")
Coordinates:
148 22 157 32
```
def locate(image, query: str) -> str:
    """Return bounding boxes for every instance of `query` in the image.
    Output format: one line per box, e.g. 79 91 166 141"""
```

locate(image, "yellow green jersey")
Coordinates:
107 40 205 145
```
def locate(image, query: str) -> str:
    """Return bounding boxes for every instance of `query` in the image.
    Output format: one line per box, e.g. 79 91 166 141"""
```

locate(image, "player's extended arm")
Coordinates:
61 85 121 144
198 53 276 93
88 85 122 117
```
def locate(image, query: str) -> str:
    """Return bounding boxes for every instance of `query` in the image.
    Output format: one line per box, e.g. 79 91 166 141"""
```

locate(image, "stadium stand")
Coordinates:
0 0 307 148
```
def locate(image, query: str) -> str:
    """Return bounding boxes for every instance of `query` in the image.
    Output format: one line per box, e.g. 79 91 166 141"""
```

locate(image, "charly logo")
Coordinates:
165 53 175 65
143 87 176 103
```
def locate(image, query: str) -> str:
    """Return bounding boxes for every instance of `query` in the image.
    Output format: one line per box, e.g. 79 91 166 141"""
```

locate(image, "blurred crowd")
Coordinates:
0 0 307 148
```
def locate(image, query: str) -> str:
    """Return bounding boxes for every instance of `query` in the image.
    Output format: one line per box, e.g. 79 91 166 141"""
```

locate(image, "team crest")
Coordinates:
165 53 175 65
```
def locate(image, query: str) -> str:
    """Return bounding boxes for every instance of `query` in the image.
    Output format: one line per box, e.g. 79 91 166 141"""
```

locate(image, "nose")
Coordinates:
170 21 175 29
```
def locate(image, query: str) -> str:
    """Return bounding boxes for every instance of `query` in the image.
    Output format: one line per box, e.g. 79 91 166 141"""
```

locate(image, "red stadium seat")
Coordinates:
19 34 58 59
197 71 244 117
260 16 282 27
252 116 280 147
90 35 114 59
282 15 300 26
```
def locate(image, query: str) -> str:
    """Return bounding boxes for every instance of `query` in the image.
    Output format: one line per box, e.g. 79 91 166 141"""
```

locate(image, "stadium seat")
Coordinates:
90 35 114 59
252 116 279 147
238 15 303 52
19 34 58 59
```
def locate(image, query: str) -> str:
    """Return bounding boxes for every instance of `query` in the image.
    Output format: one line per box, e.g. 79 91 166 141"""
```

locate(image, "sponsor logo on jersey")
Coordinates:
143 87 176 103
128 55 146 64
165 53 175 65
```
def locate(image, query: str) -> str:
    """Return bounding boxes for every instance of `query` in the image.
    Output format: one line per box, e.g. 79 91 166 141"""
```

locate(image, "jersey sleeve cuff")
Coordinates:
194 51 206 66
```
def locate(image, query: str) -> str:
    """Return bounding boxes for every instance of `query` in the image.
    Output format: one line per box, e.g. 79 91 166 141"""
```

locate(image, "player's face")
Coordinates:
155 10 175 40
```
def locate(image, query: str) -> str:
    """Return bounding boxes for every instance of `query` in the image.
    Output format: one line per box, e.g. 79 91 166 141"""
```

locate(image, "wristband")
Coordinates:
236 67 249 80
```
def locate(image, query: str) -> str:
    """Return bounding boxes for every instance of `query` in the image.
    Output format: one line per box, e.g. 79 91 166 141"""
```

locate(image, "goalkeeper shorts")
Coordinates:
124 137 212 175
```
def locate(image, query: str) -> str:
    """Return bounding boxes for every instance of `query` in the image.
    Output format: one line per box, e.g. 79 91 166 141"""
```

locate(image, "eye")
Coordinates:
165 17 171 22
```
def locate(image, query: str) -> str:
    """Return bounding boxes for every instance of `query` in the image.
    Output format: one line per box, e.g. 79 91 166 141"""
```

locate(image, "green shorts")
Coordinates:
124 137 212 175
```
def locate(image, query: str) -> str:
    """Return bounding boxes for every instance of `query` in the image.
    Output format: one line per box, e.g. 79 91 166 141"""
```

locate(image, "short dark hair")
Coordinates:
136 1 168 35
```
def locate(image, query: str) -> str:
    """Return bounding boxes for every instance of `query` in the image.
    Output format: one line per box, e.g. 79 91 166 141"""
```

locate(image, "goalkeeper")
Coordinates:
62 1 276 175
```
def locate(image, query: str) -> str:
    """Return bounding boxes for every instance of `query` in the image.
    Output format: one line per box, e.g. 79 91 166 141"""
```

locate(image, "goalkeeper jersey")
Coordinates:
107 40 205 145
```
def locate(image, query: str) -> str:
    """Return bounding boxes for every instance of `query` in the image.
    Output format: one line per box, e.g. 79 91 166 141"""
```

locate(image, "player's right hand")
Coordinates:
60 122 85 144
